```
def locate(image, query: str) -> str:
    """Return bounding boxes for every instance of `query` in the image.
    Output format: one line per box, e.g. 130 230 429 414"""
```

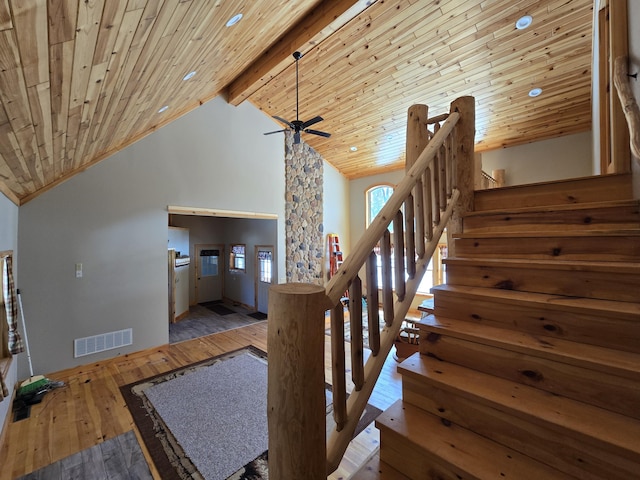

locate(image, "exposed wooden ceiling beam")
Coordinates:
226 0 376 106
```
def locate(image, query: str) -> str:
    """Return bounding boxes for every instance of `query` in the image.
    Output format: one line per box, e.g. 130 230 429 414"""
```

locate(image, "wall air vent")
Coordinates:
74 328 132 358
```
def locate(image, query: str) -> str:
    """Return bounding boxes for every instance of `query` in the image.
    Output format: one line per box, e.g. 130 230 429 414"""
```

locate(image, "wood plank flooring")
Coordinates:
0 321 402 479
16 430 152 480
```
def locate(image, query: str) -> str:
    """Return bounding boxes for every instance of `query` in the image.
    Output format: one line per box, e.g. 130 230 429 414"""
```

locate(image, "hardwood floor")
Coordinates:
0 321 402 480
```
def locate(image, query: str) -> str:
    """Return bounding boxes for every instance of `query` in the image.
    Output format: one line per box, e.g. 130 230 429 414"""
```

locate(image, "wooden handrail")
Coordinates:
267 96 475 479
324 111 459 306
325 96 475 473
613 56 640 160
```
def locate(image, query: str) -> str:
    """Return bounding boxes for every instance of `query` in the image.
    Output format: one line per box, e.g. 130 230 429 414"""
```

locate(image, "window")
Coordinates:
258 250 273 283
200 249 219 277
366 184 394 228
230 244 246 272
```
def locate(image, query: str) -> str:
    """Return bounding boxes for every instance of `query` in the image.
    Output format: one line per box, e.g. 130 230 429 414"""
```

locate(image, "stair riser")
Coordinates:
377 401 574 479
474 174 633 211
463 205 640 234
420 334 640 419
454 236 640 262
380 433 470 480
445 263 639 302
432 291 640 353
402 377 637 480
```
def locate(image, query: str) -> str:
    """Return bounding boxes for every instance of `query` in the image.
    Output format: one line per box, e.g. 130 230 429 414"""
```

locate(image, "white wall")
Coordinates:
480 131 593 186
322 161 350 282
17 97 285 376
0 192 19 436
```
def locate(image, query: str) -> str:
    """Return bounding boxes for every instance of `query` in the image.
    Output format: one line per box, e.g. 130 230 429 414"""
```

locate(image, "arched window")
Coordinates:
366 184 394 228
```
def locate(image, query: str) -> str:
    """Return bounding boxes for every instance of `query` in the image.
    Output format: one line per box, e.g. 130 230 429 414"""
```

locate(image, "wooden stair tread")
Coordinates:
430 284 640 320
443 256 640 273
452 229 640 238
463 198 640 218
376 400 574 479
473 174 634 211
419 314 640 381
398 355 640 459
350 452 410 480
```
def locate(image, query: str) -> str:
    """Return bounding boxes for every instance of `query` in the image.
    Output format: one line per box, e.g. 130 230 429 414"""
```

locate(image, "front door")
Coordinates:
254 245 274 314
195 244 224 304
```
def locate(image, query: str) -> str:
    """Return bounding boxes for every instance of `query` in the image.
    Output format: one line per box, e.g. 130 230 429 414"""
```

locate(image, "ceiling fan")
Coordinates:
264 51 331 144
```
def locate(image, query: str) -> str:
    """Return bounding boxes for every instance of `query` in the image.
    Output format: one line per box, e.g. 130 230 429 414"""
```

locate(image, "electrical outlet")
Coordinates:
75 263 83 278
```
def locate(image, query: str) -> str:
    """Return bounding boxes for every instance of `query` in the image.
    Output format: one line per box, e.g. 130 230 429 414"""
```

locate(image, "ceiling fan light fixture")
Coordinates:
528 87 543 97
263 51 331 143
183 71 196 81
516 15 533 30
226 13 243 27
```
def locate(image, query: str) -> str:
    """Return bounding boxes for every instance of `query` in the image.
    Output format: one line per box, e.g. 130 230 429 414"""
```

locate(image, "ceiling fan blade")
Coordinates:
305 129 331 138
273 116 294 128
264 129 287 135
301 116 323 129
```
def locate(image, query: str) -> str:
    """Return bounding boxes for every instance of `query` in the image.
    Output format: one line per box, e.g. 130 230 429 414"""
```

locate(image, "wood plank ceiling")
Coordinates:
0 0 593 205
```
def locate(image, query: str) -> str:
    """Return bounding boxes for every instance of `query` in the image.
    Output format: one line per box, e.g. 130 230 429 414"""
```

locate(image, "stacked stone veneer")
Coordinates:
284 131 324 285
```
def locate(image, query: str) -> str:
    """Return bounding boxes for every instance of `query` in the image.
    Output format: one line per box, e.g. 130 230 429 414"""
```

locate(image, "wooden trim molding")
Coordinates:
168 206 278 220
598 0 630 173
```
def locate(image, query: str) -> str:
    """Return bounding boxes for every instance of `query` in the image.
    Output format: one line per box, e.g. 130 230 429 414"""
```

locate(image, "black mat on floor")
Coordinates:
200 302 235 316
248 311 268 320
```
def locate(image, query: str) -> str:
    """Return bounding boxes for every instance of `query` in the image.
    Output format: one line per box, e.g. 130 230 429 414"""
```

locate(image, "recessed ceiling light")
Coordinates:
528 87 543 97
158 105 169 113
350 146 358 152
516 15 533 30
183 71 196 81
226 13 243 27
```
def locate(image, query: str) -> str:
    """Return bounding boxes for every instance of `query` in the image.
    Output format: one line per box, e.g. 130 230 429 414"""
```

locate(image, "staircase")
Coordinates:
372 173 640 479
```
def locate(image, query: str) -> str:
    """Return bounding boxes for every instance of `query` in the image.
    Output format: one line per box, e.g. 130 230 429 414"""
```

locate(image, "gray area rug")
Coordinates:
143 351 268 480
17 430 152 480
122 346 382 480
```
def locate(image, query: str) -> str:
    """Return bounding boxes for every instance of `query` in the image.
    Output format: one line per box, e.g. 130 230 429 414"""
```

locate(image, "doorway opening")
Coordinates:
167 206 278 343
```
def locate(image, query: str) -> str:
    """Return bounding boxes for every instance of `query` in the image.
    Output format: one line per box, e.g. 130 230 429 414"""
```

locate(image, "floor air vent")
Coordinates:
74 328 132 358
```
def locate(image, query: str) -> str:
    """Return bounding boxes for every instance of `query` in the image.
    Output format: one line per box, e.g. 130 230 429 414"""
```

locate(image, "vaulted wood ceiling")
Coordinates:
0 0 593 205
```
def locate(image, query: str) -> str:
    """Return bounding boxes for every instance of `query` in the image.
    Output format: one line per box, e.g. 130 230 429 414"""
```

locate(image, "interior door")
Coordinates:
195 244 224 304
255 245 274 314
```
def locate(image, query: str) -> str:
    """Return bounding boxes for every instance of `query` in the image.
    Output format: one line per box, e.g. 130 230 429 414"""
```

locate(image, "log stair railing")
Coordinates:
267 96 475 479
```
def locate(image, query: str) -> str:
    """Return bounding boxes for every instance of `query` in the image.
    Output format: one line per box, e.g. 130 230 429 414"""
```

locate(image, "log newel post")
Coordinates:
267 283 328 480
447 96 475 257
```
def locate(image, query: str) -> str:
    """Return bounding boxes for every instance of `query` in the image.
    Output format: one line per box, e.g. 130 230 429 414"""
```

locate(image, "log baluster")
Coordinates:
330 303 346 431
349 275 364 391
366 251 380 356
380 230 394 327
432 153 441 224
437 127 448 207
424 168 433 241
393 211 405 302
405 195 416 279
415 179 425 258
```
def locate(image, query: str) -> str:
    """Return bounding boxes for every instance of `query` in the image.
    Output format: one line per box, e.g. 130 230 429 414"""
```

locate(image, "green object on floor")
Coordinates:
17 375 49 397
